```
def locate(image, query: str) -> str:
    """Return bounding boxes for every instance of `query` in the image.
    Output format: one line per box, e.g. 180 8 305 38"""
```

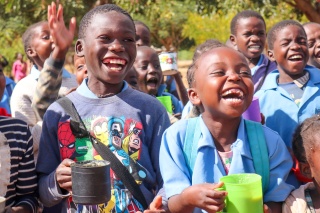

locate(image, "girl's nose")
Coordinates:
228 72 241 81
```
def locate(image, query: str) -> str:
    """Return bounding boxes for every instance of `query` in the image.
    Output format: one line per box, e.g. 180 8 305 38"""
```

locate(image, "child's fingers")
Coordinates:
69 17 77 36
47 5 52 22
57 4 63 22
51 2 57 20
149 196 162 210
213 181 224 189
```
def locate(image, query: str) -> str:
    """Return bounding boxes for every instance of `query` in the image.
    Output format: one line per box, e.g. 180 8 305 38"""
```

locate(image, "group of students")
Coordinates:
2 1 320 213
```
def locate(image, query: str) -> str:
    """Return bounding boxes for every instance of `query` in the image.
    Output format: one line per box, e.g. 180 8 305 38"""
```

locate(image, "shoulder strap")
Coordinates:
56 97 148 210
183 117 269 193
183 117 201 175
244 119 270 193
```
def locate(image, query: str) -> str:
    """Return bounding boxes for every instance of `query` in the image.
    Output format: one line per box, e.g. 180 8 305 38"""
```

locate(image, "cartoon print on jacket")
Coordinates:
57 116 148 213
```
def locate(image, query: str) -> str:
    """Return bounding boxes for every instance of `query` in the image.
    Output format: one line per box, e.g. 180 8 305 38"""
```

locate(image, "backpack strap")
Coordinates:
183 117 270 193
183 117 201 175
244 119 270 193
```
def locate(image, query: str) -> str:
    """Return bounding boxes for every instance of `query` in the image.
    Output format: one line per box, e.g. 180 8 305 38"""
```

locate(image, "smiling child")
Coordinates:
160 44 294 213
36 3 170 213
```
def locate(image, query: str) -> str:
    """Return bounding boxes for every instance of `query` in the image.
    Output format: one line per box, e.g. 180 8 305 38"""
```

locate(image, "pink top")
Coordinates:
12 60 26 82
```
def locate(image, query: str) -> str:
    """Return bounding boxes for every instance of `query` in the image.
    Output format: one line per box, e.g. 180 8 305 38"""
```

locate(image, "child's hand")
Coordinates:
48 1 76 60
136 196 166 213
182 182 227 213
55 158 74 193
263 204 272 213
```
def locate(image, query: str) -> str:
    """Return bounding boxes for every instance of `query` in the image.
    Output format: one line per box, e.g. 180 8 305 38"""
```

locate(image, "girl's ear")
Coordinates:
299 162 312 179
267 50 276 62
75 39 84 57
229 35 238 50
188 88 201 107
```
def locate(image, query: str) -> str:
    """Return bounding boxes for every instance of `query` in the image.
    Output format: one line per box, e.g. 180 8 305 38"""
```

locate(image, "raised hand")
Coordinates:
48 1 76 60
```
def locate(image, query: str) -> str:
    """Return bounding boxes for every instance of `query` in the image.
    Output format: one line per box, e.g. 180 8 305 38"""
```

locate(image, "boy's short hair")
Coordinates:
292 114 320 164
22 21 47 62
230 10 266 35
187 39 225 87
78 4 134 39
267 20 306 50
134 20 150 32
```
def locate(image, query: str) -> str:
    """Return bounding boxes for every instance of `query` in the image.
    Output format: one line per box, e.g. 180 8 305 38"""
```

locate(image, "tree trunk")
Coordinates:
289 0 320 23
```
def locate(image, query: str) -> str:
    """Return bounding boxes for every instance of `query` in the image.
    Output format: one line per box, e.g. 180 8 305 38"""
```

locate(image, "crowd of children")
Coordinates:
1 1 320 213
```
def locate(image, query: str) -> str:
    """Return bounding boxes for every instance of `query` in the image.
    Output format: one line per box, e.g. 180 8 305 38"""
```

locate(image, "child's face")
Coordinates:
124 67 139 90
190 47 254 119
77 12 136 85
268 25 308 82
135 24 151 47
29 22 53 69
303 23 320 68
74 55 87 85
134 46 162 95
230 17 266 61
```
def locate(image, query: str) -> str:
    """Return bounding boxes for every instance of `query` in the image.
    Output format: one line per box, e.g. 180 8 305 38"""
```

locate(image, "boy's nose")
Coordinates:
109 43 125 52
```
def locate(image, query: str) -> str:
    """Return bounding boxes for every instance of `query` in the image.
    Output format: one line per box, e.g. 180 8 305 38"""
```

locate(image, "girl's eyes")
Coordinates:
211 70 225 76
240 70 252 77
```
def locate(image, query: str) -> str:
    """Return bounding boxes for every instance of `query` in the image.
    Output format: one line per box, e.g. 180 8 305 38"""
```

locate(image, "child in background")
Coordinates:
134 20 151 47
36 3 170 212
74 54 88 85
125 66 139 89
134 46 183 115
255 20 320 149
10 7 77 157
160 44 294 213
283 114 320 212
133 20 188 105
0 55 15 116
11 52 27 83
303 22 320 69
230 10 277 92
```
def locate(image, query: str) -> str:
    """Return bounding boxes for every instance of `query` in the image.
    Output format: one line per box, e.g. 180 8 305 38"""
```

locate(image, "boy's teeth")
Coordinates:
289 55 302 59
109 59 125 65
103 58 126 65
109 66 122 71
249 45 260 50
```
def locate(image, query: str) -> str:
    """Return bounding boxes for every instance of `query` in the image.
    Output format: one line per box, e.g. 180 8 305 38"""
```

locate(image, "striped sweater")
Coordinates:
0 116 38 212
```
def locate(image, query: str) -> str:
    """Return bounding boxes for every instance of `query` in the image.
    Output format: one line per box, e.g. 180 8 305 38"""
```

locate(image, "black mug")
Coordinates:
71 160 111 205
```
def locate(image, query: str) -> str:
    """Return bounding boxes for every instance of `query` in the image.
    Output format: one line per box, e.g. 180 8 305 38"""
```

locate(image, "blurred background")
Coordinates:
0 0 318 85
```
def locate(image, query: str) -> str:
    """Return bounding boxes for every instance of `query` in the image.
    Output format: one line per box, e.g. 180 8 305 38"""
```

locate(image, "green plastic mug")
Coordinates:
217 173 263 213
156 96 172 114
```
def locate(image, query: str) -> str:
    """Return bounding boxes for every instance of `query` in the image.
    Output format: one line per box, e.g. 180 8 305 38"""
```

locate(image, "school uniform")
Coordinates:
160 116 294 213
255 65 320 148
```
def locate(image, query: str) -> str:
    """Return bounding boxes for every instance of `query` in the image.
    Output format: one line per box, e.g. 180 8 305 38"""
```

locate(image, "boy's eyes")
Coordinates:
42 35 50 40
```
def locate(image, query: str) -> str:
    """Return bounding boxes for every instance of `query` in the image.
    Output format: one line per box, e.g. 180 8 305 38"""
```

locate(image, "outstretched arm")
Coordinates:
32 1 76 120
